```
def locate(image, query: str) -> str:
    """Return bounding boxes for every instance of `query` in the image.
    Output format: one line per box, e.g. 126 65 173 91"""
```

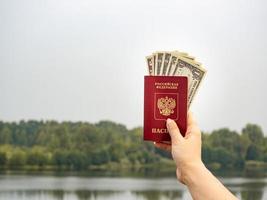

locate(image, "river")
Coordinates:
0 171 266 200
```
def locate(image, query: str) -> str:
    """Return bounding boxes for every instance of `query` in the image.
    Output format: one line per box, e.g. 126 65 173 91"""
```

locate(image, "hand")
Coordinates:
154 112 203 184
155 112 238 199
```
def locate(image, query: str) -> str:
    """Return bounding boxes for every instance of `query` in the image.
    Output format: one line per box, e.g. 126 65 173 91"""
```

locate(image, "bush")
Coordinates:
52 150 68 167
210 148 234 168
245 144 261 161
91 149 110 165
27 149 48 166
0 152 7 166
66 151 88 170
8 150 27 167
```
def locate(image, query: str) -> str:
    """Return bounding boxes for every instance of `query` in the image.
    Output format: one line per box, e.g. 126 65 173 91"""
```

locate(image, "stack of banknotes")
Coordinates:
146 51 206 107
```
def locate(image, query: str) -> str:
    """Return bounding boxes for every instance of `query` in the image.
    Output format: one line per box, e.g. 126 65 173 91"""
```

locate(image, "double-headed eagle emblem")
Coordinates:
157 96 176 116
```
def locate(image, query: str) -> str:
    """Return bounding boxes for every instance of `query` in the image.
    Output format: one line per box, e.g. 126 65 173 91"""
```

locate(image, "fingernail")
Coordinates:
166 119 172 129
166 118 172 125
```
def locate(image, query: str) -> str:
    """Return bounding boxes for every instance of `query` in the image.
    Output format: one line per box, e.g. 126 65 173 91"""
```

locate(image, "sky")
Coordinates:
0 0 267 133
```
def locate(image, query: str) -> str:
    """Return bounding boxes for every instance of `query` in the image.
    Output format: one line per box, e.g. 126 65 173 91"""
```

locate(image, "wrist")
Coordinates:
180 160 207 186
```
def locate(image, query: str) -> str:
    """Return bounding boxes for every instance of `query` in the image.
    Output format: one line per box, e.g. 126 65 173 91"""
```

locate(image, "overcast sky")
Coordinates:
1 0 267 133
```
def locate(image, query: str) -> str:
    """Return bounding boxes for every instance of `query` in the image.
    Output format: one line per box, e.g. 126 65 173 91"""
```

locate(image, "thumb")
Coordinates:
166 119 183 145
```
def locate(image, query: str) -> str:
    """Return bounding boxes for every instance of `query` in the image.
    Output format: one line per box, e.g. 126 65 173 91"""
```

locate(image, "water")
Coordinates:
0 173 266 200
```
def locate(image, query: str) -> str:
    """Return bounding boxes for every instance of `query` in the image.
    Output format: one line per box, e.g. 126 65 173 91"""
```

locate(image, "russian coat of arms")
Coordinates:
157 96 176 116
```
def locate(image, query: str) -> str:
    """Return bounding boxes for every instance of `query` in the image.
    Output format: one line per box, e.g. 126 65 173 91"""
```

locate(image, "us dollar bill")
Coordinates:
170 52 202 75
174 57 206 106
172 51 195 61
154 53 158 75
145 50 206 107
166 54 179 75
161 52 171 75
146 56 154 75
155 52 164 75
172 51 203 67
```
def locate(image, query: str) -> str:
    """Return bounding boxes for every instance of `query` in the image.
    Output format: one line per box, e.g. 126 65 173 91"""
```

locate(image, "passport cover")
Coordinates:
143 76 188 142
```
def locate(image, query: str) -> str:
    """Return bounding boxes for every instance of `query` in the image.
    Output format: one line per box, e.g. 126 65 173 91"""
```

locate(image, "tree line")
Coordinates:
0 120 266 170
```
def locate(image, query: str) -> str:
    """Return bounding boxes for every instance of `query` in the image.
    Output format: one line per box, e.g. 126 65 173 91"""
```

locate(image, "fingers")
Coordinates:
154 142 171 152
166 118 183 145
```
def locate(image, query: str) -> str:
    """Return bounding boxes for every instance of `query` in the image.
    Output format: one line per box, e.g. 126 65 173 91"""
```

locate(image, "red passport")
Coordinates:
143 76 188 142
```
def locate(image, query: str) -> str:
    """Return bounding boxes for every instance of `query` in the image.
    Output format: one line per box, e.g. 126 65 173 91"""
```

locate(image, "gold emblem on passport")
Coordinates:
157 96 176 116
154 93 179 120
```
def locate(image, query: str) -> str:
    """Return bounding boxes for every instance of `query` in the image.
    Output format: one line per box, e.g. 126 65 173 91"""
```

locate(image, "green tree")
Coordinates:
109 142 125 162
245 144 261 160
73 124 101 152
8 149 27 167
242 124 264 145
209 128 241 155
0 127 12 144
211 147 234 168
0 119 266 171
66 151 88 170
27 148 49 166
13 130 27 146
202 145 212 164
54 126 70 149
52 150 68 167
0 152 7 166
91 148 110 165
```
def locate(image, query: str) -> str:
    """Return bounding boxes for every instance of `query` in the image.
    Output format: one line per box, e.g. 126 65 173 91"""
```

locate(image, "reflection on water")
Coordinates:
239 181 265 200
0 174 267 200
0 190 186 200
133 190 183 200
